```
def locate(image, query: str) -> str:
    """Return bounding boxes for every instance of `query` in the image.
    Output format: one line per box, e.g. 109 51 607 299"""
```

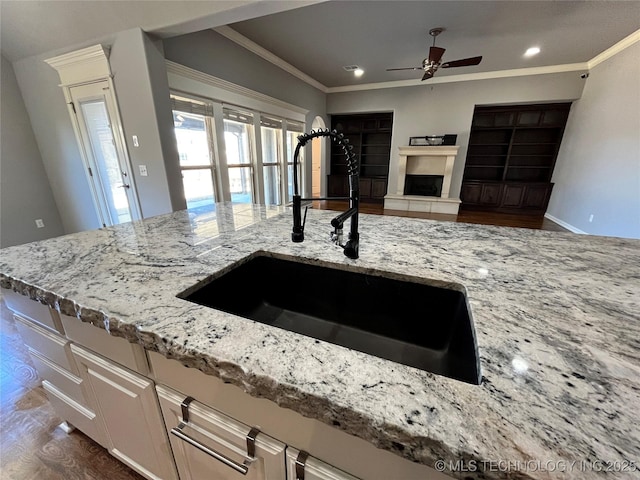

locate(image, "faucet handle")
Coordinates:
292 196 307 242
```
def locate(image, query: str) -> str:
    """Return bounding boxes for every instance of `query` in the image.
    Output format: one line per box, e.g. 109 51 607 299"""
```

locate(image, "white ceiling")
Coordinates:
0 0 320 63
1 0 638 90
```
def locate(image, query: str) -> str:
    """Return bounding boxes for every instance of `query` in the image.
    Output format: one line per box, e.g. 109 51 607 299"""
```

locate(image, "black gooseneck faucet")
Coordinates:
291 129 359 259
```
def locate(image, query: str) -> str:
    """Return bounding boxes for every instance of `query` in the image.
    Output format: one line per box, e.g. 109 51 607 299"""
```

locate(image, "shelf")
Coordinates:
466 165 505 168
507 166 551 169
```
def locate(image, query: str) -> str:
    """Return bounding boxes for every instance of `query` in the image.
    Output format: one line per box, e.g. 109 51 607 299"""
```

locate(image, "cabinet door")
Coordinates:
157 385 287 480
359 178 372 198
371 178 387 199
479 184 502 206
71 344 178 480
286 448 360 480
460 183 482 204
328 175 349 197
522 184 553 210
501 184 525 207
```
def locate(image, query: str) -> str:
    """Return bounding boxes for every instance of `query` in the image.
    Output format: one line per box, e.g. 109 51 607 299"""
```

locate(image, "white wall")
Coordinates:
1 55 65 247
327 72 585 200
547 42 640 239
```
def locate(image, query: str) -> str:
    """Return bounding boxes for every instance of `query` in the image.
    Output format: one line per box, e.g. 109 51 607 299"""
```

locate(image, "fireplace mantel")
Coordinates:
384 145 461 214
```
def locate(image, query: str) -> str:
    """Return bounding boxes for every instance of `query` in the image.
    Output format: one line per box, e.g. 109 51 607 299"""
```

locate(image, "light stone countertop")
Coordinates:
1 203 638 480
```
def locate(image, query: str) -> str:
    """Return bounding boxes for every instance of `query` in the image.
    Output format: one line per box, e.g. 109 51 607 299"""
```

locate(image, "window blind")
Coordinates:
170 96 213 117
223 108 254 125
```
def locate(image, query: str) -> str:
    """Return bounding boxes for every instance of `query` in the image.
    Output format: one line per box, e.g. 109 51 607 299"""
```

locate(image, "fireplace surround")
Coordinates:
384 146 461 214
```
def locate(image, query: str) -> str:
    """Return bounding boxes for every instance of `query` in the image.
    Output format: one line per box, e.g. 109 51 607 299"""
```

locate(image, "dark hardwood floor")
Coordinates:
0 300 143 480
312 201 568 232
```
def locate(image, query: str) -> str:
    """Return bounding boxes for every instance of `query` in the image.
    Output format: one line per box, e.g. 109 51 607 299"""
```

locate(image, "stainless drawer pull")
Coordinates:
295 450 310 480
171 396 261 475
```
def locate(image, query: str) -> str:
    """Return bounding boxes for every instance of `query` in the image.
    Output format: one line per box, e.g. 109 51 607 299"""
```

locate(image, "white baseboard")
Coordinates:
544 213 587 234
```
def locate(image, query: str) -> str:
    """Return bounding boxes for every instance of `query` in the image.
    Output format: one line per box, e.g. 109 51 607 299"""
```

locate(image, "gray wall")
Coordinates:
12 28 184 234
327 72 585 200
110 28 185 217
1 55 65 247
548 42 640 239
163 29 327 196
13 48 102 234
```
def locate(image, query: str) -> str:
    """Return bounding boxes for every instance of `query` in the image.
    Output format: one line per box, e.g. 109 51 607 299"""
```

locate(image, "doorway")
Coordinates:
69 81 140 226
311 116 326 198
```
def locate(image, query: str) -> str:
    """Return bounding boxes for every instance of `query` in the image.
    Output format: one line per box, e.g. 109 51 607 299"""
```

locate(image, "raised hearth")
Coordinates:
384 146 461 214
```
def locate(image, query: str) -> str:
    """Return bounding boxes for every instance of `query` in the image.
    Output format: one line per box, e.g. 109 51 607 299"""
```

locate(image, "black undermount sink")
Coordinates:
180 254 481 385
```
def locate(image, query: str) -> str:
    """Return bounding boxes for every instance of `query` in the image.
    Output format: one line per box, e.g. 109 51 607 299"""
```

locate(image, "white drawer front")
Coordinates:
42 380 106 448
29 349 86 406
60 313 149 375
286 448 360 480
14 314 77 374
3 289 64 334
157 384 287 480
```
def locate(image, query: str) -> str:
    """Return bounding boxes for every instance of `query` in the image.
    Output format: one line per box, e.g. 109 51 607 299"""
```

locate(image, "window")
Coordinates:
286 121 305 202
261 116 283 206
172 96 217 211
171 90 305 207
224 108 254 204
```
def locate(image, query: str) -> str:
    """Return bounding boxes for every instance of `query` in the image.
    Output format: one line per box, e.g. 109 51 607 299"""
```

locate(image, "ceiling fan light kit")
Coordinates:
386 27 483 81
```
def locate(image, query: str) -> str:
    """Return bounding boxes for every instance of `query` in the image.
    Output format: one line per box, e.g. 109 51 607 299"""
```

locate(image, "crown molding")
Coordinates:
588 28 640 69
327 63 589 93
212 26 639 95
213 25 328 93
45 44 111 86
165 60 309 118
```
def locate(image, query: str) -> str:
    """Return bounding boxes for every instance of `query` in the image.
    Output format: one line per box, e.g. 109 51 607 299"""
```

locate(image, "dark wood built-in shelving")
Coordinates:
328 112 393 203
461 103 571 214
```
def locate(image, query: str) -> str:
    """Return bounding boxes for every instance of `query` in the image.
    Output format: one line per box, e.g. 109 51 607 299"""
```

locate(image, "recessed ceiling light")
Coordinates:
354 68 364 77
524 47 540 57
342 65 359 72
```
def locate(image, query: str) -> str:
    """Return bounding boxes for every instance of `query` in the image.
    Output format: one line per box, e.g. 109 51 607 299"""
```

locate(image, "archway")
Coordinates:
310 116 326 198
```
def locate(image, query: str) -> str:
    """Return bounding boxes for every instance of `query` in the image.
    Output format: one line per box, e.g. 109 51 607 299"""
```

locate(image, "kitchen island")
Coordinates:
1 203 638 479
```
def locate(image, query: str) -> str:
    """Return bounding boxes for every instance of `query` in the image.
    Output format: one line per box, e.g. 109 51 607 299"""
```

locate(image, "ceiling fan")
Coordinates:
386 28 483 81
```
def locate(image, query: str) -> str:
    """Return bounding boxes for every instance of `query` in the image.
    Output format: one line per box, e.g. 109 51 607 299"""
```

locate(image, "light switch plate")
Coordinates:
132 135 139 147
139 165 148 176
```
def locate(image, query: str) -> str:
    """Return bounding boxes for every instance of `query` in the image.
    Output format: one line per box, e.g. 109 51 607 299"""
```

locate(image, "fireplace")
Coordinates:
404 175 444 197
384 146 461 214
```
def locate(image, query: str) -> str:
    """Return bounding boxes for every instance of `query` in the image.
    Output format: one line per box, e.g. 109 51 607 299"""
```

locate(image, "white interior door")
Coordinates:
69 81 140 226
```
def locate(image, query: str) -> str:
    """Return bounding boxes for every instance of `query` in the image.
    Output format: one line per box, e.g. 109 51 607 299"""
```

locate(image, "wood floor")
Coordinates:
312 201 569 232
0 300 143 480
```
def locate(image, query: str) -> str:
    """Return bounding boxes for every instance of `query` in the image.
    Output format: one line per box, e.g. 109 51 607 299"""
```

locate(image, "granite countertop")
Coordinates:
1 203 638 480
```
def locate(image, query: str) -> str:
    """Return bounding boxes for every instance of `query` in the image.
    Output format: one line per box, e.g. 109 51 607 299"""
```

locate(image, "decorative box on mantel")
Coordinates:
384 146 461 215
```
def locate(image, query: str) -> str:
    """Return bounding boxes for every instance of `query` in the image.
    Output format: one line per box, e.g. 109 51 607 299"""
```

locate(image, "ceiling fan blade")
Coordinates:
386 67 423 71
441 56 483 68
429 46 446 64
421 70 434 81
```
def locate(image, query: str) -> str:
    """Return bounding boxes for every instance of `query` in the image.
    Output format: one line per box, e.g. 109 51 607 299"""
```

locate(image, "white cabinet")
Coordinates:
157 384 287 480
287 448 360 480
72 344 178 480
